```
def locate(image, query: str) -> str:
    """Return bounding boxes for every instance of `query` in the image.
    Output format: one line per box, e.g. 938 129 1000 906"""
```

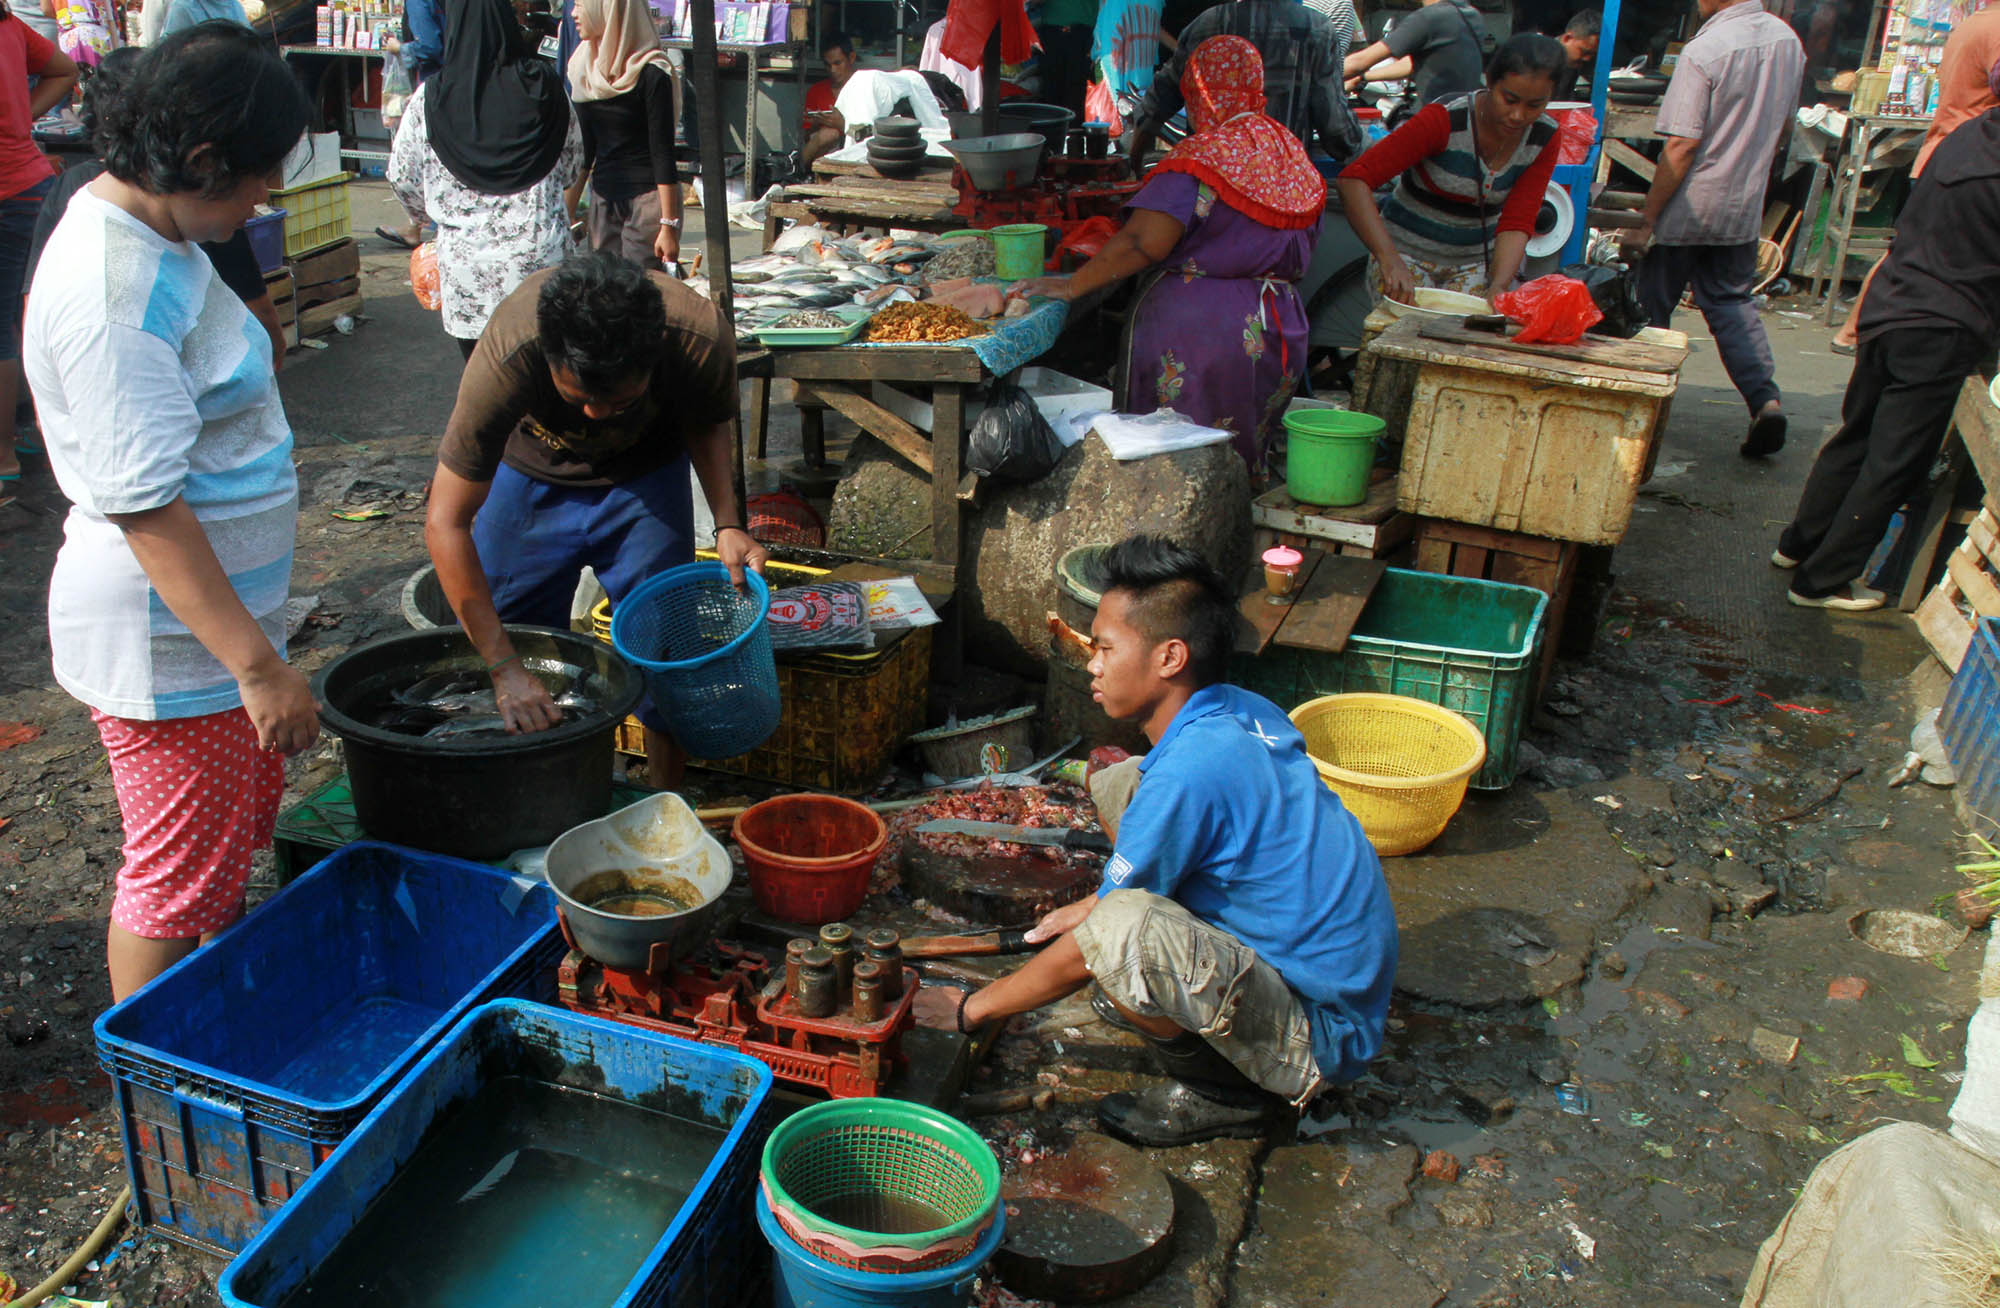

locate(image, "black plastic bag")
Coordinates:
1563 262 1650 339
966 382 1065 485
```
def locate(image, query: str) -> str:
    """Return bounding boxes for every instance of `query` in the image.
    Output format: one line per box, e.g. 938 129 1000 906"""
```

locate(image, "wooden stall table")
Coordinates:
741 299 1070 676
766 155 963 247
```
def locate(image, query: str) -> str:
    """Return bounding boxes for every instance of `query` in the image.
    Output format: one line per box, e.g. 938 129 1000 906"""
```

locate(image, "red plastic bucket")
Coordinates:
734 796 888 926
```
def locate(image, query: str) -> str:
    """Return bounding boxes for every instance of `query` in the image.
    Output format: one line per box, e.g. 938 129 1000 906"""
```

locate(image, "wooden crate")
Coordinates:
1412 517 1579 699
1916 506 2000 673
1251 476 1414 561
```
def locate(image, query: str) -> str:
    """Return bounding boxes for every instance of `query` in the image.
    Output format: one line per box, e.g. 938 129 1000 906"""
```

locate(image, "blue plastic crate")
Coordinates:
218 1000 775 1308
94 842 560 1255
1943 616 2000 830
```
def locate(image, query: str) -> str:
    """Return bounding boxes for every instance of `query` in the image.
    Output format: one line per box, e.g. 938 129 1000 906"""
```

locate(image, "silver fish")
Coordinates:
424 716 512 740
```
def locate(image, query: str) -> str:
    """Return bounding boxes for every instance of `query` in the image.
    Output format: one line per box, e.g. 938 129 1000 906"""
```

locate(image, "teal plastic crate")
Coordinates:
1230 568 1547 789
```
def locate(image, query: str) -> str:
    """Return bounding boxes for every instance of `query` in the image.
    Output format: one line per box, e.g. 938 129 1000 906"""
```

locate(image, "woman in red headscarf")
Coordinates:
1009 35 1324 473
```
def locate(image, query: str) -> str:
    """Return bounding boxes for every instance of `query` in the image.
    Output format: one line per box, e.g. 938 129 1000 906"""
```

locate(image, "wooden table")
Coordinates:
1808 111 1930 323
766 156 962 246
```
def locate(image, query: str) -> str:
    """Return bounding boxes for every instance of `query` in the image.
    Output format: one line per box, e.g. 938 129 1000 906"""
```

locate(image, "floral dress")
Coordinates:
1118 171 1316 473
387 82 583 341
52 0 118 67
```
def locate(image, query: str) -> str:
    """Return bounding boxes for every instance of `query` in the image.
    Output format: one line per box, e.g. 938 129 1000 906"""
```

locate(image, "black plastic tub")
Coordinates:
312 626 644 860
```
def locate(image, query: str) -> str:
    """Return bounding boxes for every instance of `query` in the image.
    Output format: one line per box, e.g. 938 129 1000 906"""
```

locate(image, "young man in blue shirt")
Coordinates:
958 536 1399 1145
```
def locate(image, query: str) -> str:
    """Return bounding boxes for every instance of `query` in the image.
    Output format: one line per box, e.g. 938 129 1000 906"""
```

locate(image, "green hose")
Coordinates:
3 1186 129 1308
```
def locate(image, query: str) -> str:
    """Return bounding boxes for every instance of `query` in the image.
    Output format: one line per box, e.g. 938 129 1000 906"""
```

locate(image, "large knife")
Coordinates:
915 819 1113 854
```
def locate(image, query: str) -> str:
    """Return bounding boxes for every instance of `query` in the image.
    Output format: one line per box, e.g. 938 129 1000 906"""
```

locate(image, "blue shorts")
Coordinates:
0 175 54 361
472 457 695 731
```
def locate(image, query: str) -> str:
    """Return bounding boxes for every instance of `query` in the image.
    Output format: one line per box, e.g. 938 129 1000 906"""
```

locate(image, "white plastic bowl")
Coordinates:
1383 287 1492 319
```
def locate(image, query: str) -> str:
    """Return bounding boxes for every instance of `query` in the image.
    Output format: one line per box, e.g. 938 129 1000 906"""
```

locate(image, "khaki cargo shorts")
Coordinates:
1074 888 1324 1105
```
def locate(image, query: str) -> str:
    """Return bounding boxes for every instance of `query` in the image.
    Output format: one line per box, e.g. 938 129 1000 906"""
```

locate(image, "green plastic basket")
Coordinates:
760 1100 1000 1254
1230 567 1546 790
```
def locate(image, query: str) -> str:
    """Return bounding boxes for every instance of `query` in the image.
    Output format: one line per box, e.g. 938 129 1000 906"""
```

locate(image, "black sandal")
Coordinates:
374 225 417 250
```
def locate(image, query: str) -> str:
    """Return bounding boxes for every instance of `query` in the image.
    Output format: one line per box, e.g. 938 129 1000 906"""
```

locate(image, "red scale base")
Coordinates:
555 931 918 1099
949 156 1144 236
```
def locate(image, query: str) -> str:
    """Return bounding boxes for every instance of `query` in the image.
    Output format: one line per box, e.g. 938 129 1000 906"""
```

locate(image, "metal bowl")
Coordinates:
545 792 734 971
942 133 1046 191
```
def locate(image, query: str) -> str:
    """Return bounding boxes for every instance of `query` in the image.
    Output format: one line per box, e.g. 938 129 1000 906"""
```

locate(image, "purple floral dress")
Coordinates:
1119 171 1317 472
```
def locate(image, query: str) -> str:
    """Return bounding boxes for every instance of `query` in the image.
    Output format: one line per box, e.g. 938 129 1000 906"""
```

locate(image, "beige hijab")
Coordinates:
566 0 673 102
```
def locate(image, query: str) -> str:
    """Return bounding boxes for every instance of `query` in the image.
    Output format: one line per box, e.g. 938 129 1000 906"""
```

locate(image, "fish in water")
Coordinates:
424 715 512 740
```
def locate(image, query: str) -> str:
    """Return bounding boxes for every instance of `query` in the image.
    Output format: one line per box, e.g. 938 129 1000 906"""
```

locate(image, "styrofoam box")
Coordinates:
281 133 343 189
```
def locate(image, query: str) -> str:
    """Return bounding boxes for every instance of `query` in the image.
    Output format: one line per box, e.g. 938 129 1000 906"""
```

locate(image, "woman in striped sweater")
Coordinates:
1334 33 1565 306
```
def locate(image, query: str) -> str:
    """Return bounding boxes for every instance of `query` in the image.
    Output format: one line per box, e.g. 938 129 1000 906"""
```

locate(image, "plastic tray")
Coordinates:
751 307 872 348
1229 567 1546 790
95 843 561 1254
218 1001 775 1308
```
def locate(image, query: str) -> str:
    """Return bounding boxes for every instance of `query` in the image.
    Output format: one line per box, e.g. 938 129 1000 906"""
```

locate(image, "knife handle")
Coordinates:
1066 829 1114 854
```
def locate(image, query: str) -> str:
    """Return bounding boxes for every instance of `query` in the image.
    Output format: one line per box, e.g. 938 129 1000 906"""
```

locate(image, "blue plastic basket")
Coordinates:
218 1000 776 1308
611 562 782 759
1943 616 2000 831
244 209 288 274
93 842 561 1255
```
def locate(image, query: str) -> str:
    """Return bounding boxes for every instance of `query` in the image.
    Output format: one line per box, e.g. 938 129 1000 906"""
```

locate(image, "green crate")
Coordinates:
1229 567 1547 789
274 774 653 885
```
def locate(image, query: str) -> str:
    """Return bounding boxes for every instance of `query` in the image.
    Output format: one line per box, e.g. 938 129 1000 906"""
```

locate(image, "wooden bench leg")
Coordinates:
749 376 771 461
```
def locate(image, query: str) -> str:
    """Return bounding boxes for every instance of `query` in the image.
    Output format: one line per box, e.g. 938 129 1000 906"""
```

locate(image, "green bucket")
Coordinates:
1283 408 1384 507
989 223 1047 280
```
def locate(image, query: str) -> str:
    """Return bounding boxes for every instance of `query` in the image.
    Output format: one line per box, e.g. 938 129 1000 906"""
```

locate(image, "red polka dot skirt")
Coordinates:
92 707 284 940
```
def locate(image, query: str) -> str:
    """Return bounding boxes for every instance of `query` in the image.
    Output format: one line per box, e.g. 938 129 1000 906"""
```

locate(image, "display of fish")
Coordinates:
424 716 513 740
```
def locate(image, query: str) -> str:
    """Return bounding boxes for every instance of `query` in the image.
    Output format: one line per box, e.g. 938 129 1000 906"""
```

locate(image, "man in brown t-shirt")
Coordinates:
426 251 767 788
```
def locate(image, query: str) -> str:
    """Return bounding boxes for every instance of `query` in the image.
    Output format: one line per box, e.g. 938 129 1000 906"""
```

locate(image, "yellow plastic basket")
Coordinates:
269 173 353 258
1289 693 1487 856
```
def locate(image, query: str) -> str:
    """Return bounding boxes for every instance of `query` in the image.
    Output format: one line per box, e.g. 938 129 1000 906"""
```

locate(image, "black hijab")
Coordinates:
426 0 570 195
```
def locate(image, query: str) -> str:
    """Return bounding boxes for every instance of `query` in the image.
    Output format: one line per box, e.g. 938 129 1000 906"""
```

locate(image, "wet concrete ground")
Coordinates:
0 185 1984 1305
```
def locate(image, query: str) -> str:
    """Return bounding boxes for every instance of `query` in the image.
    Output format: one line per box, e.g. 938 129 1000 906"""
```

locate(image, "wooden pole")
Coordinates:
978 24 1002 133
690 0 734 325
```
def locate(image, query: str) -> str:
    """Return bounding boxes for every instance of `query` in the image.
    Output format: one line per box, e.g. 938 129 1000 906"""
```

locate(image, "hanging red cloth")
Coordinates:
1149 36 1325 231
939 0 1037 72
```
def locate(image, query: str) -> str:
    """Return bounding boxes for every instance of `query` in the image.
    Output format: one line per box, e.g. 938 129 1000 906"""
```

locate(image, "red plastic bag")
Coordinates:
1492 273 1603 345
1084 77 1122 138
1054 215 1119 264
409 242 440 311
1550 104 1598 165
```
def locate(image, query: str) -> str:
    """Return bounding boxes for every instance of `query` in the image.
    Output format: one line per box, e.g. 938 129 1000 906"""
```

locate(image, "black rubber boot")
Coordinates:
1089 982 1142 1034
1096 1032 1279 1147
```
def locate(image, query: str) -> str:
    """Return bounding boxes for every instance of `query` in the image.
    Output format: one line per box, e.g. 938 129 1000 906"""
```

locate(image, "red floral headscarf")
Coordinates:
1151 36 1326 230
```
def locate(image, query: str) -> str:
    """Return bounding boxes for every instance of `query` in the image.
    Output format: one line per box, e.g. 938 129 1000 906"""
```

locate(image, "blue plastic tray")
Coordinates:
1944 616 2000 831
218 1000 776 1308
94 842 561 1254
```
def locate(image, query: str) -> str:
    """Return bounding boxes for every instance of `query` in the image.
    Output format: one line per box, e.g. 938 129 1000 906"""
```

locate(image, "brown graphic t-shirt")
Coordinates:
437 268 737 489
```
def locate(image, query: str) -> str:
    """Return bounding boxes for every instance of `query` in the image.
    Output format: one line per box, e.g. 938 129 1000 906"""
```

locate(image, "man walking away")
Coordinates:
1343 0 1491 110
1774 106 2000 612
1126 0 1362 167
1624 0 1803 459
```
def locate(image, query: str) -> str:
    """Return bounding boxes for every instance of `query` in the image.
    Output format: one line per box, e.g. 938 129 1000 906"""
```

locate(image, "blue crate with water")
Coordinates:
93 842 561 1255
1943 616 2000 834
219 1000 776 1308
612 561 781 759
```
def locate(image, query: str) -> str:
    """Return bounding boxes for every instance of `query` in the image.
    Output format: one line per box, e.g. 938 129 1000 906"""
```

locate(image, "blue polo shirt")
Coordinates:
1100 683 1397 1083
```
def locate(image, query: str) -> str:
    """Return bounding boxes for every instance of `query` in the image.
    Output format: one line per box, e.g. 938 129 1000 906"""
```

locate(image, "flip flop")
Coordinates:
374 225 417 250
1741 408 1788 459
1829 340 1856 357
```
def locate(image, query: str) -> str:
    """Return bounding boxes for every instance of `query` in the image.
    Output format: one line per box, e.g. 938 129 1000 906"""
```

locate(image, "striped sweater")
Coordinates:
1340 94 1562 266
